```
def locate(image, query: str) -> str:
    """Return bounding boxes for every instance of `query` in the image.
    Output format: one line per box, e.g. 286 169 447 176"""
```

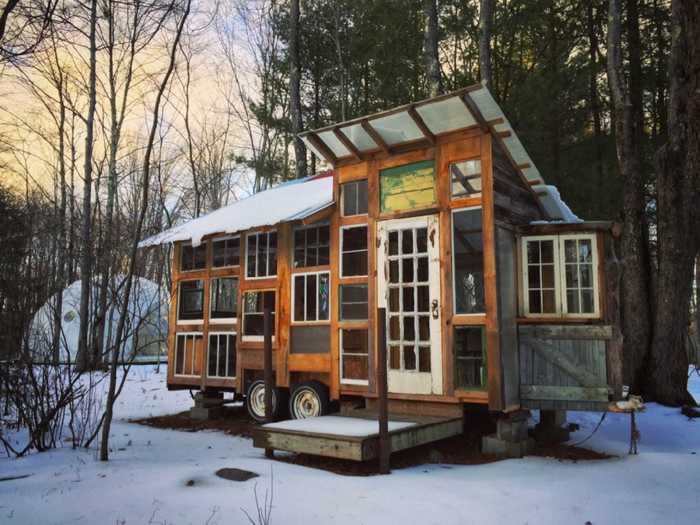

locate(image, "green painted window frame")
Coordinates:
379 160 437 213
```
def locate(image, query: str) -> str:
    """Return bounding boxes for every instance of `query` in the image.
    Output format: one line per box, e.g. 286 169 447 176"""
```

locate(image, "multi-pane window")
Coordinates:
294 224 330 268
180 243 207 271
207 332 236 378
454 326 485 389
340 225 368 277
246 231 277 278
175 332 203 376
293 272 330 322
339 284 368 320
340 329 369 385
450 159 482 199
242 291 276 339
212 236 240 267
178 280 204 321
210 277 238 321
452 208 485 314
522 234 599 317
341 180 368 216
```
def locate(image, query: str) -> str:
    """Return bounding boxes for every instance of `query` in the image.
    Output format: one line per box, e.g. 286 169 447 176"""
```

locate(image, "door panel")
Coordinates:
377 215 442 394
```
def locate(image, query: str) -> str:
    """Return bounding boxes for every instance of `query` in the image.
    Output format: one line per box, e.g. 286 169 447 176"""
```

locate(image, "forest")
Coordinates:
0 0 698 461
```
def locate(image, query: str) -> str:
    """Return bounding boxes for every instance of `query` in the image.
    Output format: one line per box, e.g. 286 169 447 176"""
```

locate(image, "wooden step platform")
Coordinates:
253 410 463 461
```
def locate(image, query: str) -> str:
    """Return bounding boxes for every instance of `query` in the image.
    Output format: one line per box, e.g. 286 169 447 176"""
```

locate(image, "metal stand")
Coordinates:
263 307 274 459
377 307 390 474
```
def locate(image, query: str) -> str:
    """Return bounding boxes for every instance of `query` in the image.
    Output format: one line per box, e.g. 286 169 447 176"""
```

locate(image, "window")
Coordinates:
175 332 203 376
180 243 207 271
379 160 436 213
340 329 369 385
454 326 485 389
450 159 482 199
294 224 330 268
210 277 238 322
246 231 277 279
452 208 485 314
242 291 276 340
341 180 368 216
522 234 599 317
339 284 368 320
293 272 330 322
207 332 236 378
212 236 240 267
340 225 368 277
178 280 204 322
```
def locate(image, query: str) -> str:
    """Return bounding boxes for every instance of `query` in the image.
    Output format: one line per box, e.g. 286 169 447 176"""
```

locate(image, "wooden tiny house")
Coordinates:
140 85 623 433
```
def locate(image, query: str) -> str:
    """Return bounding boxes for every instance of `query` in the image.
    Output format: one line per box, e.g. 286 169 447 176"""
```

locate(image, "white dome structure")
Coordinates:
30 275 169 363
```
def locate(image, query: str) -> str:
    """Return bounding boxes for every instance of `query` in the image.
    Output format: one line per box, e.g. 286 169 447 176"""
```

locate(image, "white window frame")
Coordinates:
174 332 203 378
339 224 368 277
177 279 205 326
209 276 238 325
339 328 369 386
241 290 276 343
211 235 241 269
521 234 600 319
340 179 369 217
291 271 331 324
451 206 485 316
206 331 237 379
245 231 277 280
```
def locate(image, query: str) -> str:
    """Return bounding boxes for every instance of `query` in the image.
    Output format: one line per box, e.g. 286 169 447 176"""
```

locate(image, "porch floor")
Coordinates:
253 410 464 461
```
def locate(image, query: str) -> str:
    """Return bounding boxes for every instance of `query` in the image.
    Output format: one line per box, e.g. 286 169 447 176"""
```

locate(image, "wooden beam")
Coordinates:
460 94 489 131
497 130 512 138
528 179 544 186
485 117 505 126
301 204 335 225
407 105 435 145
361 119 391 155
520 385 610 402
307 131 338 166
333 127 363 161
518 162 532 170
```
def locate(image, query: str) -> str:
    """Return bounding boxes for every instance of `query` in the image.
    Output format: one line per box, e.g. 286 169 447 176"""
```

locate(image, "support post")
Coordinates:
377 307 390 474
263 307 274 458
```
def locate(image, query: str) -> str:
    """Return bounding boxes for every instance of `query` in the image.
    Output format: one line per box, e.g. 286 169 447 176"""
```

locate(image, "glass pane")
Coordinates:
318 245 330 266
389 260 399 283
389 288 400 312
454 326 484 389
342 355 368 381
318 273 330 320
528 290 542 313
417 256 428 282
403 316 415 341
402 286 415 311
217 337 227 377
565 265 578 288
342 252 368 276
415 96 475 134
527 241 540 264
370 111 424 145
305 274 317 321
564 240 577 263
580 265 592 287
418 316 429 340
567 290 580 314
211 278 237 318
268 232 277 275
342 226 367 252
419 346 431 372
402 258 413 283
246 235 256 278
579 239 592 262
389 230 399 255
257 234 267 277
581 289 595 313
355 180 368 214
317 129 351 157
417 286 429 312
208 335 218 377
389 345 401 370
542 290 556 313
294 276 305 321
541 240 554 263
416 227 428 253
403 345 417 370
401 229 413 254
227 335 236 377
542 264 555 288
193 244 206 269
528 265 540 288
453 209 485 314
342 182 357 216
450 159 482 198
340 123 378 151
389 315 400 340
176 336 185 375
244 292 260 313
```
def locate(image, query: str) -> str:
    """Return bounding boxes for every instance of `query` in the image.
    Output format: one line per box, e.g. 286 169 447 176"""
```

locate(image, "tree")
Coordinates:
423 0 441 96
478 0 493 89
289 0 306 178
607 0 652 393
647 0 700 405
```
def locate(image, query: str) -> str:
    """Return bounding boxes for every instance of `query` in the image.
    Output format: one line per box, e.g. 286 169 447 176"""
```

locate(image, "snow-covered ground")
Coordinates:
1 366 699 525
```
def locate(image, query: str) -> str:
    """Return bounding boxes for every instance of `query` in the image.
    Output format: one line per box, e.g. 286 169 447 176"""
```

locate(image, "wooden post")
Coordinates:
263 306 274 458
377 307 390 474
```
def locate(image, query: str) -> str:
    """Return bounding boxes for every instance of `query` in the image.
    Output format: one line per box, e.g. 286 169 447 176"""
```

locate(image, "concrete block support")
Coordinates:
190 391 225 420
481 410 534 458
533 409 570 443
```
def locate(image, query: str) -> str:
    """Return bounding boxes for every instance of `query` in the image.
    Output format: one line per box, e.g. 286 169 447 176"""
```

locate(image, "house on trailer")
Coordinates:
139 85 624 457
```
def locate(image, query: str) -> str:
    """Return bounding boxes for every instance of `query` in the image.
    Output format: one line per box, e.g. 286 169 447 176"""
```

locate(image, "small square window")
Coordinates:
454 326 485 389
340 225 368 277
181 243 207 271
246 231 277 278
339 284 368 320
178 280 204 321
341 180 368 216
294 224 330 268
207 332 236 378
210 277 238 320
450 159 482 199
212 237 240 267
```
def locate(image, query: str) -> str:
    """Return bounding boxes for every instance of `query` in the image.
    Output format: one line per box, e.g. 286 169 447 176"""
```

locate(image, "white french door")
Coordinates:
377 215 442 395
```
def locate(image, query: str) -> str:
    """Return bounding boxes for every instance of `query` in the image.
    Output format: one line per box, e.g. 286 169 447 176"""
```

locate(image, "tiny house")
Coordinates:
140 85 623 429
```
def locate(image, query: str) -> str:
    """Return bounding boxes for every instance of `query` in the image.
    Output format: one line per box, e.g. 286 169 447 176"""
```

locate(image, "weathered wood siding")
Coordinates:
519 324 612 411
492 142 544 226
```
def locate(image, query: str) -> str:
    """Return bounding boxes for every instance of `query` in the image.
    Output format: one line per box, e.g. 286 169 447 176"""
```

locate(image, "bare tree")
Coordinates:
0 0 58 64
423 0 442 96
289 0 306 179
479 0 494 90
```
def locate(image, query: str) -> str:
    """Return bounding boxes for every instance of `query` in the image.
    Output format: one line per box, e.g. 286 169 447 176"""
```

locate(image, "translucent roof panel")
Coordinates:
317 130 350 158
369 111 425 146
339 123 378 151
416 96 476 134
301 136 328 163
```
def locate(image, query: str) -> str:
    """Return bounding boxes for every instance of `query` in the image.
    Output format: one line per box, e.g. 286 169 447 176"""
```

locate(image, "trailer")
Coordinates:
139 84 624 458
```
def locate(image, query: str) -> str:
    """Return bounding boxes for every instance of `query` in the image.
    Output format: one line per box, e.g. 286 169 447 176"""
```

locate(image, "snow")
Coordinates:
139 175 334 248
265 416 416 437
532 184 583 224
1 366 699 524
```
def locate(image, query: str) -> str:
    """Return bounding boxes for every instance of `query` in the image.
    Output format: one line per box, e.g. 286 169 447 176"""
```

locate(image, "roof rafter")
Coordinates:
360 119 391 155
332 127 363 161
407 105 435 145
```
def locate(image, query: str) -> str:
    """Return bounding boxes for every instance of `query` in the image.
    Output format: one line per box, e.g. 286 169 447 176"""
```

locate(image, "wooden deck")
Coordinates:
253 410 464 461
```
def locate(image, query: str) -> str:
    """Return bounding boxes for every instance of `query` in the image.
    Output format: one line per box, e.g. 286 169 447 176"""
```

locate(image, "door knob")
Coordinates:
431 299 439 319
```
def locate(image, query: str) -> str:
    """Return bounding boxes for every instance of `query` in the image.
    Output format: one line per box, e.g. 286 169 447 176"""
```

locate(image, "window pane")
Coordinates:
179 280 204 320
213 237 239 267
306 274 317 321
450 159 482 199
342 181 357 215
402 286 415 312
341 329 369 382
403 345 416 370
419 346 431 372
342 226 367 252
210 277 238 318
318 273 330 320
454 326 484 389
294 275 305 321
176 335 185 375
247 235 257 278
244 291 276 336
453 209 485 314
181 244 206 271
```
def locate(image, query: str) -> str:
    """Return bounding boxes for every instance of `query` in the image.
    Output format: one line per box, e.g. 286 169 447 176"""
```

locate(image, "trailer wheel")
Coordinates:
246 380 287 423
289 381 330 419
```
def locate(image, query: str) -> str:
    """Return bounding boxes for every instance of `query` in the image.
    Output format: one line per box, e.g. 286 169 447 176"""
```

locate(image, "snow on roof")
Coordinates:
532 185 582 224
139 175 334 248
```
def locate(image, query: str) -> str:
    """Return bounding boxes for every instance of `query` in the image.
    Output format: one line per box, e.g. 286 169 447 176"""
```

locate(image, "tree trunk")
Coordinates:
289 0 306 178
423 0 442 96
647 0 700 406
76 0 98 371
606 0 652 394
586 0 604 185
479 0 494 90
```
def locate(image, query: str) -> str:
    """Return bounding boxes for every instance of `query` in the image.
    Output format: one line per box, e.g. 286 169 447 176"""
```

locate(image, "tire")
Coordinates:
289 381 330 419
246 380 288 423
